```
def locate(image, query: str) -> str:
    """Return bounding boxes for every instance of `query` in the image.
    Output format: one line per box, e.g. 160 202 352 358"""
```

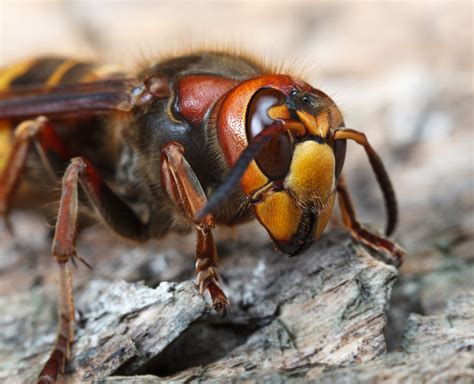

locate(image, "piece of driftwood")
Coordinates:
106 291 474 383
0 280 206 383
1 219 472 383
0 231 400 382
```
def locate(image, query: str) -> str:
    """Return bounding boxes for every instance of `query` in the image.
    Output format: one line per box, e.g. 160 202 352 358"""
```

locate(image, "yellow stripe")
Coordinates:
0 60 38 172
80 64 123 83
45 59 77 86
0 121 12 174
91 64 122 78
0 59 36 91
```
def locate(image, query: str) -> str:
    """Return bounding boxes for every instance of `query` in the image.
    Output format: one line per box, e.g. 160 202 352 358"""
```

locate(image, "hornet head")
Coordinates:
205 75 346 255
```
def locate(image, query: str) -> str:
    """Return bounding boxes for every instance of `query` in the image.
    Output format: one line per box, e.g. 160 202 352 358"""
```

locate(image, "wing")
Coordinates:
0 78 134 120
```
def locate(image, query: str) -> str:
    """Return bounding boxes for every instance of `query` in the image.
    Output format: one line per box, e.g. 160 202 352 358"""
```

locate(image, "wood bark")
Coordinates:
1 231 400 382
1 226 472 383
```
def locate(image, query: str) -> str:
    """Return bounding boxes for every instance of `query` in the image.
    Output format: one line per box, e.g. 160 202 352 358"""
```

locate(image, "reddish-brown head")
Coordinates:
214 75 346 255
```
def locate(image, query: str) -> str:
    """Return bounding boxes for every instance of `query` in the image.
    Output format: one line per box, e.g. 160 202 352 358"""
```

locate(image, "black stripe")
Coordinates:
10 58 66 87
59 62 96 84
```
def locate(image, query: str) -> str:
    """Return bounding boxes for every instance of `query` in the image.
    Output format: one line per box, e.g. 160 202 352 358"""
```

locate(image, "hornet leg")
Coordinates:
0 116 68 231
38 157 149 383
161 142 229 315
336 175 404 267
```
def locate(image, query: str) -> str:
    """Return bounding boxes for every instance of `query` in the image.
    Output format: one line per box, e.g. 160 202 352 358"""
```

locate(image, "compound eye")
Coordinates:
333 138 347 180
246 88 293 180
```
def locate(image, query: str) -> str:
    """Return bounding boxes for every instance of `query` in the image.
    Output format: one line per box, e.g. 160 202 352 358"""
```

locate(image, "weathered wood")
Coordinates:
2 221 472 383
0 280 207 383
402 292 474 354
107 291 474 383
0 231 399 382
313 292 474 383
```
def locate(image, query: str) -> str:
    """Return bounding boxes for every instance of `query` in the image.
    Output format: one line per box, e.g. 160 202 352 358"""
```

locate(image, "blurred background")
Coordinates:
0 0 473 352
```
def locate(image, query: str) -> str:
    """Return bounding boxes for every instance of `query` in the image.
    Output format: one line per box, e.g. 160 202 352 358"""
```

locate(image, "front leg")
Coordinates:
161 142 229 314
196 224 229 314
336 175 405 267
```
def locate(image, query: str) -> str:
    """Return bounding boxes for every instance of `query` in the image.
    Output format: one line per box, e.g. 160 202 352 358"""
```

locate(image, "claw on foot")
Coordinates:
208 281 230 316
351 226 405 267
198 274 229 316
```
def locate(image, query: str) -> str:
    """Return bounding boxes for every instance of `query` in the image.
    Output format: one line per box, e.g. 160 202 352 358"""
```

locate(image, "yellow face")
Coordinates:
244 87 345 255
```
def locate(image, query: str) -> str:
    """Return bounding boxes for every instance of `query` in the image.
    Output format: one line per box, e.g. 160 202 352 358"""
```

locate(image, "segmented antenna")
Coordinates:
195 122 284 221
334 128 398 236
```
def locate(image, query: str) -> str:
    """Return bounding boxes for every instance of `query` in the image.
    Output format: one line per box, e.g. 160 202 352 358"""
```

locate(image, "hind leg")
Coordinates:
37 157 150 383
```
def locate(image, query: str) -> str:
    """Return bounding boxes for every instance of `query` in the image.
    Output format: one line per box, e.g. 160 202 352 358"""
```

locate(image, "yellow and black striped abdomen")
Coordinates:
0 57 123 172
0 57 122 90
